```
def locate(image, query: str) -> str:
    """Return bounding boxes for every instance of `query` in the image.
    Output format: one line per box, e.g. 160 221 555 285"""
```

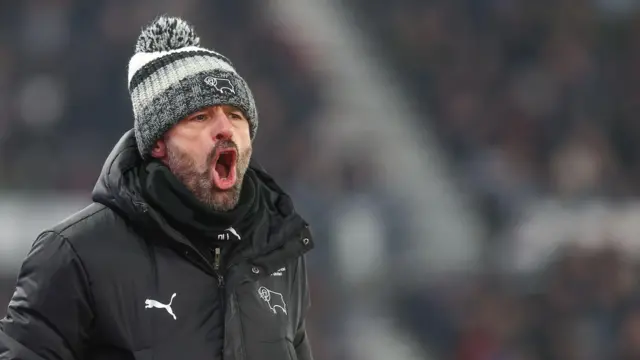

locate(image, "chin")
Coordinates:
205 188 241 212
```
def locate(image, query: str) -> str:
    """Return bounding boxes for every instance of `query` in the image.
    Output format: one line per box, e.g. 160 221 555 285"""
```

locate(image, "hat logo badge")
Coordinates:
204 76 235 95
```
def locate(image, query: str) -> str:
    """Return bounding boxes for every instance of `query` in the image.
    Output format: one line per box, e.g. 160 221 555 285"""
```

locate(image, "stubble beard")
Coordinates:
165 143 252 212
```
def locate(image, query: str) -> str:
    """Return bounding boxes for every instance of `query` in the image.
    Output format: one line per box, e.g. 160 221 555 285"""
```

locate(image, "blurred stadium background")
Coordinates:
4 0 640 359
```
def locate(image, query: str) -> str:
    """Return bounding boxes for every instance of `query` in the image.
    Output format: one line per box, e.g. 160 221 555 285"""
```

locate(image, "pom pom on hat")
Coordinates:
135 16 200 53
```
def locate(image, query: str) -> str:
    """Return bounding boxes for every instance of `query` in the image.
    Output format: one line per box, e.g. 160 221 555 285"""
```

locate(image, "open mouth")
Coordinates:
212 148 238 190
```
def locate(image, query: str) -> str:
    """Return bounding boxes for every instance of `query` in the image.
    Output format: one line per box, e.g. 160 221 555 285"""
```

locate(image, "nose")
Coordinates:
210 106 233 141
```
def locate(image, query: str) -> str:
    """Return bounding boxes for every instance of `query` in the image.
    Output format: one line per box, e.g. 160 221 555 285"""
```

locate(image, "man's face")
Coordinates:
151 105 252 211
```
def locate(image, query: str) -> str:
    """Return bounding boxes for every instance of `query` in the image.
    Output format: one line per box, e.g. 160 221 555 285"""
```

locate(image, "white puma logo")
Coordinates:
145 293 177 320
218 227 241 241
226 227 241 240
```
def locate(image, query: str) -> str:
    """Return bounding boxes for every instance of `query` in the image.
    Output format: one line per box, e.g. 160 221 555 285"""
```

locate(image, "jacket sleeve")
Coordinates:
0 231 95 360
293 256 313 360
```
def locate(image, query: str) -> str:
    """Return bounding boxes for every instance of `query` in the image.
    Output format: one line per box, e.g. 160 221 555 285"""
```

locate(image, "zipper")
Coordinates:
150 204 225 288
213 247 225 287
217 248 227 360
214 247 221 270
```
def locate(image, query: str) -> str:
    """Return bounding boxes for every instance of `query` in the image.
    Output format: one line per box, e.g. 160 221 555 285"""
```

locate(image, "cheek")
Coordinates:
238 140 252 163
235 129 252 153
168 142 208 166
194 146 213 169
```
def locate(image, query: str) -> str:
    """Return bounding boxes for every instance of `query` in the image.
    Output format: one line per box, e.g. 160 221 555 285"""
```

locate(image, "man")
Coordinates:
0 16 314 360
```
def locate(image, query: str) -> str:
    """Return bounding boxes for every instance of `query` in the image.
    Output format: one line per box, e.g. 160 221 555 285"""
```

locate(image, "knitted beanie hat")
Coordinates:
128 16 258 159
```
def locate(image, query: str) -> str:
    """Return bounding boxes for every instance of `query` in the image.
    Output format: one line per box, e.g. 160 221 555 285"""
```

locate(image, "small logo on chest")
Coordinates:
218 227 241 241
270 267 286 277
258 286 287 315
145 293 177 320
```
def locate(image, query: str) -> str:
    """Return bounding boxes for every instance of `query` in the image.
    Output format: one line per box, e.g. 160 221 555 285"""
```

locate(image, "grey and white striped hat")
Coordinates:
128 16 258 159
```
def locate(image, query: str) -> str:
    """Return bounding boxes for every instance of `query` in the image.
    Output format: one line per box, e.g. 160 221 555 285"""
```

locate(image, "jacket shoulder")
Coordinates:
46 202 134 248
42 203 148 282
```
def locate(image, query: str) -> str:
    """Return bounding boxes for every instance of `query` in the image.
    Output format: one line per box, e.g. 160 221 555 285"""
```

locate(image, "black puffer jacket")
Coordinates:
0 130 315 360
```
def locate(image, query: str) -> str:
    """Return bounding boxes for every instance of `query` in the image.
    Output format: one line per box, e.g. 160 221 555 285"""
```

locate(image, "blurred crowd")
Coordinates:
347 0 640 359
396 245 640 360
0 0 323 191
352 0 640 234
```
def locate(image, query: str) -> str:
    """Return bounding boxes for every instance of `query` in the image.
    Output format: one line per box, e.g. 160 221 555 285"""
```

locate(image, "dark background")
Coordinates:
3 0 640 359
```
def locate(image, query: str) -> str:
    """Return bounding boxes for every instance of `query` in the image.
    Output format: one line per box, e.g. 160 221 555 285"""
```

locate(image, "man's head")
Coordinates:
127 16 258 210
151 105 252 211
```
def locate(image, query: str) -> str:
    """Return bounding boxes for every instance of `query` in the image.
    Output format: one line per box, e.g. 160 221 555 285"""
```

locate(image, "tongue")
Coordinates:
213 163 236 190
215 163 229 178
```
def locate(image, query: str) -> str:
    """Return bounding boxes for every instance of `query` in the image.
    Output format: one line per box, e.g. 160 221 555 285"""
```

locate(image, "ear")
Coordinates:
150 138 167 158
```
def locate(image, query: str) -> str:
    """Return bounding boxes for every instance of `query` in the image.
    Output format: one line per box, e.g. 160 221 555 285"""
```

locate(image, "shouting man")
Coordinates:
0 16 314 360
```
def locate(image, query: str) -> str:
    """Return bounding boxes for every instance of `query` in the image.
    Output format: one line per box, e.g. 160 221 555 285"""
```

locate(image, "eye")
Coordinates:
229 112 244 120
191 113 208 122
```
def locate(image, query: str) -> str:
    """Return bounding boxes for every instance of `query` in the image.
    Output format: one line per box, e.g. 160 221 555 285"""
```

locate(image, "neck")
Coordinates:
140 161 258 239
